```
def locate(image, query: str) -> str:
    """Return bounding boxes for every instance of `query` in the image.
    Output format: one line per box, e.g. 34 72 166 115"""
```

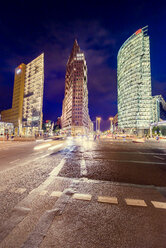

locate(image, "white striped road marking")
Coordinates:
151 201 166 209
39 154 49 159
154 155 165 160
125 198 147 207
49 158 66 177
34 143 51 150
15 188 27 194
33 154 49 161
39 190 48 196
72 193 92 201
50 191 63 197
48 143 64 150
98 196 118 204
80 159 87 176
9 159 20 164
29 189 36 194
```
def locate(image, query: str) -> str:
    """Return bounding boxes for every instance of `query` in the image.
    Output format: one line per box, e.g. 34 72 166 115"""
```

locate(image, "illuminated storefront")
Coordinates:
117 26 153 134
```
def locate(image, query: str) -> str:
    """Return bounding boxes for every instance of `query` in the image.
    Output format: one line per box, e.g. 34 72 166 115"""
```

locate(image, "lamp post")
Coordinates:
96 117 101 133
109 117 114 132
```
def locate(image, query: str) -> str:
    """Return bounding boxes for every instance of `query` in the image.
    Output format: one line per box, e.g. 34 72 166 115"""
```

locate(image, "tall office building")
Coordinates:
117 26 152 135
61 40 93 135
152 95 166 123
1 54 44 136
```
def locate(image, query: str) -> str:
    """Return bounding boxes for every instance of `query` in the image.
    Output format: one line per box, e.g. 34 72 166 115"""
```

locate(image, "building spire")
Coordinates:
67 39 80 65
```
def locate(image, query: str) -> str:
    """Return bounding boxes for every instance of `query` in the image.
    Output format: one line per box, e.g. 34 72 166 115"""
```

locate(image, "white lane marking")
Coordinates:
34 143 52 150
50 191 63 197
125 198 147 207
39 154 49 159
151 201 166 209
80 159 87 176
154 156 165 160
48 143 64 150
15 188 27 194
9 159 20 164
39 190 48 196
72 193 92 201
49 158 66 177
98 196 118 204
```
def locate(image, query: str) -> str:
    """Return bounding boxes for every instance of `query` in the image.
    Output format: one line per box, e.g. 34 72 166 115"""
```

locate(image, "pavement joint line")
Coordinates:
151 201 166 209
153 155 165 160
50 191 63 197
57 175 158 190
39 190 48 196
125 198 147 207
92 159 166 165
72 193 92 201
21 188 72 248
97 196 118 204
0 206 31 242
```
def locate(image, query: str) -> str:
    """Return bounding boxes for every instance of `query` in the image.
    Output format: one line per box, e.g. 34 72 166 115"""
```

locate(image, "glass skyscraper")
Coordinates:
117 26 152 134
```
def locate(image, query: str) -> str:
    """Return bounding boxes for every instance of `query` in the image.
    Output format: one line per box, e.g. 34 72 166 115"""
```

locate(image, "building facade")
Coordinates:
152 95 166 123
117 26 152 135
61 40 92 135
1 54 44 136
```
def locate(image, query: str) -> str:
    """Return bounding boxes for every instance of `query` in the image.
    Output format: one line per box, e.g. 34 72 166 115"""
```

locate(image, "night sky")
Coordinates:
0 0 166 131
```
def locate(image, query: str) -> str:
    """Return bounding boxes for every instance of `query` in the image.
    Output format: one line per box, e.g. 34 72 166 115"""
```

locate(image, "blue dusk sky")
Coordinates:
0 0 166 130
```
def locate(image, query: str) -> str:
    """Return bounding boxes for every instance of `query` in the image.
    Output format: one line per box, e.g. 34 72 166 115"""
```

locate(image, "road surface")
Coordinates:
0 137 166 248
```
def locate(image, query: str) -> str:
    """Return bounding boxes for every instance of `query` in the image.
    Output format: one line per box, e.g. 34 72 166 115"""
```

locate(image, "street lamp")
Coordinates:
109 117 114 132
96 117 101 133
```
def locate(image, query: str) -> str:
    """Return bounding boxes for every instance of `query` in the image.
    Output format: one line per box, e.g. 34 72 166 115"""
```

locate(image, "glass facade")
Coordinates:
152 95 166 123
22 54 44 134
117 26 153 132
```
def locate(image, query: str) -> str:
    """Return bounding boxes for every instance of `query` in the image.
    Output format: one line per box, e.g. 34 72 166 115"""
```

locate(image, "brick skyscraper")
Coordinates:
61 40 93 135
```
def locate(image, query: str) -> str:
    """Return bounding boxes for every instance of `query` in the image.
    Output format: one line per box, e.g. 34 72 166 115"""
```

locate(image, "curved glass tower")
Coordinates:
117 26 152 134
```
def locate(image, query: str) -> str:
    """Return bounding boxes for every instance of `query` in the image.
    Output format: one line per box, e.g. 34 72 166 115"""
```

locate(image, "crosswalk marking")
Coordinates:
1 186 166 210
50 191 63 197
72 193 92 201
125 198 147 207
98 196 118 204
151 201 166 209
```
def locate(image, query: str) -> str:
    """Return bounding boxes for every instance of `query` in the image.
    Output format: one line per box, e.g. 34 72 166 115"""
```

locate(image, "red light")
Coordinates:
135 29 142 35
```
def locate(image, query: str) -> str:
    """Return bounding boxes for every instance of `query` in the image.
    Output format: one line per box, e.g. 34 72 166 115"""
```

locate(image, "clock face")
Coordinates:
16 68 21 74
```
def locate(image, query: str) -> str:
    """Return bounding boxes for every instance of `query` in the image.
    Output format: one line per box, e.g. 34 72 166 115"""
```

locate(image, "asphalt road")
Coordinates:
0 138 166 248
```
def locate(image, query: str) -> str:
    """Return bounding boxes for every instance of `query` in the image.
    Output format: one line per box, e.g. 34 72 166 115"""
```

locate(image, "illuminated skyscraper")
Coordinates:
1 54 44 135
61 40 93 135
117 26 152 135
